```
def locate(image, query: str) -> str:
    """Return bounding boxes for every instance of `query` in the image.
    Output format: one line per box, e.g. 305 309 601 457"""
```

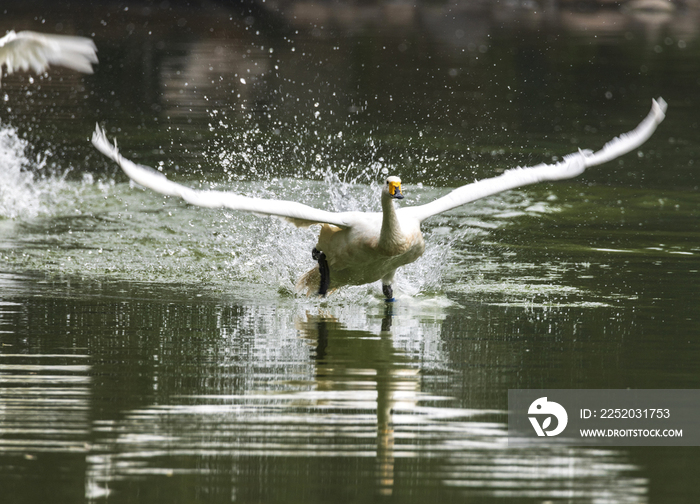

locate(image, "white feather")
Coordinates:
91 125 356 229
402 98 667 222
0 30 97 86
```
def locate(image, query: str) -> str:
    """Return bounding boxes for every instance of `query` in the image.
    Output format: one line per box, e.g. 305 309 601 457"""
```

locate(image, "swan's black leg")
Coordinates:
313 248 330 297
382 284 395 302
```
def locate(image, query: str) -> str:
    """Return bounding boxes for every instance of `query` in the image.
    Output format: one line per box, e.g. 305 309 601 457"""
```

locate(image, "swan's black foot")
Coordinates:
382 284 395 303
313 248 330 297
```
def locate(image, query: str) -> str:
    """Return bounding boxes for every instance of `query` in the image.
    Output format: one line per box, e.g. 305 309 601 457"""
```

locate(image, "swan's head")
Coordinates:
384 176 404 200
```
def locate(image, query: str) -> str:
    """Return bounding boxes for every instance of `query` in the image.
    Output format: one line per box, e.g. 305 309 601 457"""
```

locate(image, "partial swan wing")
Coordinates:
0 30 97 84
402 98 667 223
91 125 355 229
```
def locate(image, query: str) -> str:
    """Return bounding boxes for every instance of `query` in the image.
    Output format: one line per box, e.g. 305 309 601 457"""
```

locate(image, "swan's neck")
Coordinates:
378 195 404 254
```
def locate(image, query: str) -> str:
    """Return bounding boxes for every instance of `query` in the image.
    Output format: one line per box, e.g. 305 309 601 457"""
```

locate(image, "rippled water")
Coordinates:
2 3 700 503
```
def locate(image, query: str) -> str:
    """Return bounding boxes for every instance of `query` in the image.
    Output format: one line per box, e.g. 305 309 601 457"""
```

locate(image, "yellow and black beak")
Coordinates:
389 181 404 199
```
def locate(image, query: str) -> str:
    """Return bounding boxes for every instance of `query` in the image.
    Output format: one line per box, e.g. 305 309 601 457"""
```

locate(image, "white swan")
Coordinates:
0 30 97 87
91 98 666 300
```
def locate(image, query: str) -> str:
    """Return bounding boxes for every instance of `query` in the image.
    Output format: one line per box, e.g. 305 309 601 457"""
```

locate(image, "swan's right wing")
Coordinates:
0 30 97 84
91 125 355 229
403 98 667 223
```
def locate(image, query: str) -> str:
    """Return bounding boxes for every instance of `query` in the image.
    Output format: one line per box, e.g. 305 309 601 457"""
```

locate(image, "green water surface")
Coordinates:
1 3 699 503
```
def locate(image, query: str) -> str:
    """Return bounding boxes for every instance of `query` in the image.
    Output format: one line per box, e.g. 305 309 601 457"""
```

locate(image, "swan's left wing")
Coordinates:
91 125 355 229
0 30 97 85
402 98 667 223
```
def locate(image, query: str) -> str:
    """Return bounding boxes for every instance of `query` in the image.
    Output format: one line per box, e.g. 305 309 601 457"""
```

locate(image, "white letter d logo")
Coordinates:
528 397 568 437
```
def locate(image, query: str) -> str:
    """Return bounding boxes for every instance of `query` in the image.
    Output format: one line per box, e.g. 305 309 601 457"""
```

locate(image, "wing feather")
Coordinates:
91 125 354 229
0 30 97 84
402 98 667 222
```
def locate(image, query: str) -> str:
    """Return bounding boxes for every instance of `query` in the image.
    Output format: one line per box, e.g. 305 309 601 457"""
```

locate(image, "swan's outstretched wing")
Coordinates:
0 30 97 85
402 98 667 223
91 125 355 229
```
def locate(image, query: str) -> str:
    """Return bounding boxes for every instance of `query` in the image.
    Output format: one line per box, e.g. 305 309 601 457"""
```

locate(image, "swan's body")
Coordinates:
0 30 97 87
91 98 666 299
297 190 426 296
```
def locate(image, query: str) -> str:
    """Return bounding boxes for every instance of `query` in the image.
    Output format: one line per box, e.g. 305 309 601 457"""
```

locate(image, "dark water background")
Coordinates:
1 2 699 503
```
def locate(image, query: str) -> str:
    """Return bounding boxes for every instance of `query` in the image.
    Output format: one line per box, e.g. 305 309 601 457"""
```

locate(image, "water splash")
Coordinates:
0 152 561 305
0 124 46 219
0 115 584 306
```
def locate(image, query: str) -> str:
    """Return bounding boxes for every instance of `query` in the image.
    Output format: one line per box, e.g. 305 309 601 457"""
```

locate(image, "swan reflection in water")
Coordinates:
296 305 423 496
79 302 649 502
